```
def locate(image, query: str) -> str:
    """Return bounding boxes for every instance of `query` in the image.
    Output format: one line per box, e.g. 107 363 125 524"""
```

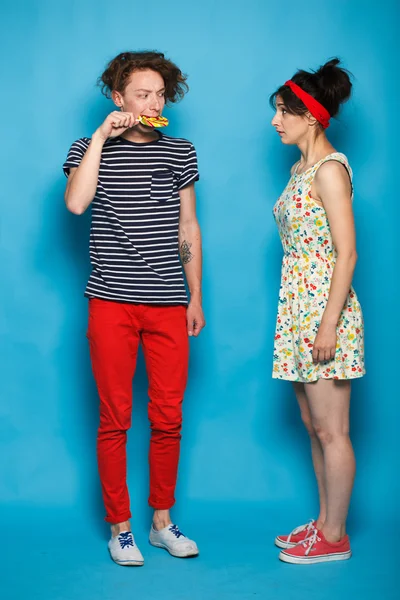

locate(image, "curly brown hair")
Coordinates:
98 51 188 104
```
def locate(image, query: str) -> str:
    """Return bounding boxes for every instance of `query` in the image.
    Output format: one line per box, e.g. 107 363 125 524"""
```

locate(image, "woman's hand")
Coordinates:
312 323 337 363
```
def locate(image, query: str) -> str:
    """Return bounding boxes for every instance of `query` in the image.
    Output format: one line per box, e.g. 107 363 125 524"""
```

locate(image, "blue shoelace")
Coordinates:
118 532 134 549
169 525 184 539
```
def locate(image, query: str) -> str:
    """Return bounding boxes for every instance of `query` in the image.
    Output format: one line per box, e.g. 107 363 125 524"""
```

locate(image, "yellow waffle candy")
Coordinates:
138 115 169 128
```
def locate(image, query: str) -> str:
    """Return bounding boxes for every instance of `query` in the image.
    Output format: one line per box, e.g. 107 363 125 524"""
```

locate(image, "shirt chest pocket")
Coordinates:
150 170 175 203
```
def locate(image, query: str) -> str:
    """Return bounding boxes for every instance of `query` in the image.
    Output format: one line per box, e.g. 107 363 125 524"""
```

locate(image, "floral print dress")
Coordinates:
272 153 365 382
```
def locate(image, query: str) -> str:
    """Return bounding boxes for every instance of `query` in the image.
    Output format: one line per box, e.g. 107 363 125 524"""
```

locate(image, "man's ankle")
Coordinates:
111 520 131 537
153 510 172 531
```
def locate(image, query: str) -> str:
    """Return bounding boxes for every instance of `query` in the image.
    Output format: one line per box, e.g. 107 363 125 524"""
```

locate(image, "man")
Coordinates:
63 51 205 566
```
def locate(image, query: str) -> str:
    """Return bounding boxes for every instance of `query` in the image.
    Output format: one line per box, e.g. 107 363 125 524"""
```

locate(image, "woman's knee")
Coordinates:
300 411 317 437
313 423 350 446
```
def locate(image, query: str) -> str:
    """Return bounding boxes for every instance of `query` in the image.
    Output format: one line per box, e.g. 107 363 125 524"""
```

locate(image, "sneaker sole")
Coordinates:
114 560 144 566
108 549 144 567
149 540 199 558
275 537 297 549
279 550 352 565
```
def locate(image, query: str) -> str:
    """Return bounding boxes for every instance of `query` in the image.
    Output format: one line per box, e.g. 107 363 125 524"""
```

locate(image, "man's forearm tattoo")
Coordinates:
180 240 194 264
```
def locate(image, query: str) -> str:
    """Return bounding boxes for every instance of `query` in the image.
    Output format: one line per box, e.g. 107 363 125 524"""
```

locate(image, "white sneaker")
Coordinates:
149 524 199 558
108 531 144 566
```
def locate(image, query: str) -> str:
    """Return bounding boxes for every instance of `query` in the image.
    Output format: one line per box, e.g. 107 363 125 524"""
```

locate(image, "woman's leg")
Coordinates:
293 382 326 528
304 379 355 541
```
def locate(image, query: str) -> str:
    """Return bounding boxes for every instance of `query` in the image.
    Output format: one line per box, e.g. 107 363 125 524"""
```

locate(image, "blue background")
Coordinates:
1 0 398 598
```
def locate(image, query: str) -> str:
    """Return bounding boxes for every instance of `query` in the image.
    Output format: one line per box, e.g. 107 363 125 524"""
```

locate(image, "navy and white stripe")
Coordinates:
63 133 199 304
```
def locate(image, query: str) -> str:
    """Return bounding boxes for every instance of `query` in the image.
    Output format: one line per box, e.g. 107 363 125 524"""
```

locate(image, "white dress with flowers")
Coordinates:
272 153 365 382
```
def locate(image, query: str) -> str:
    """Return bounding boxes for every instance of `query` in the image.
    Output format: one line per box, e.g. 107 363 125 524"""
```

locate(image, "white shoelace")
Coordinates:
299 528 321 556
287 519 315 544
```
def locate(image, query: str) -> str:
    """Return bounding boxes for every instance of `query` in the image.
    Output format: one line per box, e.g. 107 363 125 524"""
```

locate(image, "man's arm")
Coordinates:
65 111 138 214
65 133 105 214
178 184 205 337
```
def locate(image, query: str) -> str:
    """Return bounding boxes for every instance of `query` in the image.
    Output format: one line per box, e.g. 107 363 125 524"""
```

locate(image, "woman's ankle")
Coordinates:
320 523 346 543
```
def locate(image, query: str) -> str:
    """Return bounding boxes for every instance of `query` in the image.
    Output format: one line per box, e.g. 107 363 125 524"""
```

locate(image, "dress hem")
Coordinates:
272 371 366 383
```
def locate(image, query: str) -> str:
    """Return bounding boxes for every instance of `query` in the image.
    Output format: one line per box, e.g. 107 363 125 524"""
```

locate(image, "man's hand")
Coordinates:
186 300 205 337
95 111 139 141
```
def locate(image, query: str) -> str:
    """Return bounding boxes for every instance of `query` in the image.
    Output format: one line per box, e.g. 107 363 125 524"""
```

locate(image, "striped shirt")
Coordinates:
63 133 199 305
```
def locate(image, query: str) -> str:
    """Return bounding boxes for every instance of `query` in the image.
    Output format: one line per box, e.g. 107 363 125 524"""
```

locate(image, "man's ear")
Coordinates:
112 90 123 110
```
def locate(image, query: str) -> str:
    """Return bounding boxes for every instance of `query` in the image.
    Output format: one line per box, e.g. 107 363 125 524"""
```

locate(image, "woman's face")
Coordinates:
271 96 310 145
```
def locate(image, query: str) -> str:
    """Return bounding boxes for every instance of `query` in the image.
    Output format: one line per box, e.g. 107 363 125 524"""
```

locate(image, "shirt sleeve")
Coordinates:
177 143 200 190
63 138 91 177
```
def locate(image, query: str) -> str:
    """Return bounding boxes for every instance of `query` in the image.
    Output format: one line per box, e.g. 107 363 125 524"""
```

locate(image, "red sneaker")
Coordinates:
275 519 316 549
279 528 351 564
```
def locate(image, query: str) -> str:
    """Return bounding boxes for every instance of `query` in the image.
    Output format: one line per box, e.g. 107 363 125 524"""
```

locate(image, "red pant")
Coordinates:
87 299 189 524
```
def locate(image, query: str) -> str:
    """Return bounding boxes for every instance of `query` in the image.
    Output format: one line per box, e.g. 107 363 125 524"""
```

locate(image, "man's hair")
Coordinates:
98 51 188 104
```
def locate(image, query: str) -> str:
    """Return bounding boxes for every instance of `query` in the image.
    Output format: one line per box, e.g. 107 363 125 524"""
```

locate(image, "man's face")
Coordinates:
113 69 166 132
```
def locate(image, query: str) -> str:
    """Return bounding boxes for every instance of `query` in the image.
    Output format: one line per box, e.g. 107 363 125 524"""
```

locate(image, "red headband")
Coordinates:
284 80 331 129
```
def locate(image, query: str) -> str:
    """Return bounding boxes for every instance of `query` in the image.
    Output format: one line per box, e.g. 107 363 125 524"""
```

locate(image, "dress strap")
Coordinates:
312 153 353 198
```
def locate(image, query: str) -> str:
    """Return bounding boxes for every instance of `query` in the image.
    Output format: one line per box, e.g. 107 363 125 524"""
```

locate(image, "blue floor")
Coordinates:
2 503 397 600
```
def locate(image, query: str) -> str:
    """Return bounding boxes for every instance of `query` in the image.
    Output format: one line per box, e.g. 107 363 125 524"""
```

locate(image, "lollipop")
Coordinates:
138 115 169 128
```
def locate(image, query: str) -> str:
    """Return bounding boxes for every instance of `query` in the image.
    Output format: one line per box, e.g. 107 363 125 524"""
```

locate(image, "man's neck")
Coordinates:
121 127 160 144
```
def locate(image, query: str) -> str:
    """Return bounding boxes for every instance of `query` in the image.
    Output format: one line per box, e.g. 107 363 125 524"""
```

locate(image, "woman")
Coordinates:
270 59 365 564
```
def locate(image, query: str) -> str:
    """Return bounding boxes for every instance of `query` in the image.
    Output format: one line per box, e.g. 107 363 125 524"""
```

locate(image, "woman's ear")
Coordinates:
306 111 318 127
